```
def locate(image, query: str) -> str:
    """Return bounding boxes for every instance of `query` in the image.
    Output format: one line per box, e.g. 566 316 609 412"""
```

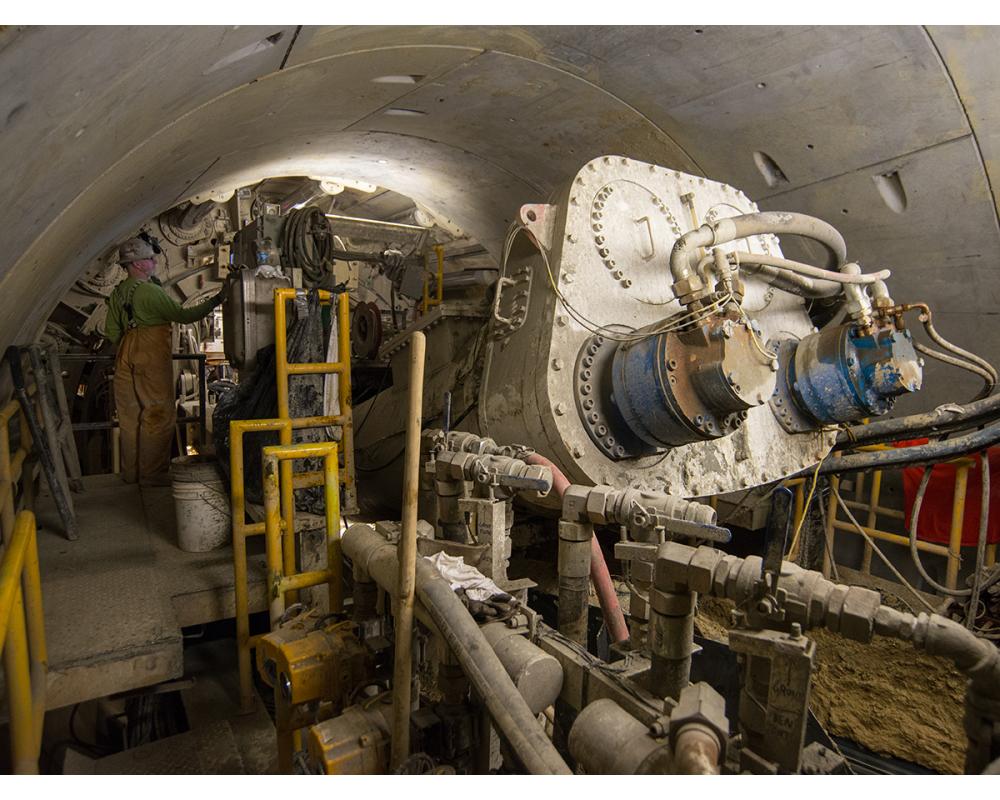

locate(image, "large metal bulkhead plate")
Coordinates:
482 156 835 497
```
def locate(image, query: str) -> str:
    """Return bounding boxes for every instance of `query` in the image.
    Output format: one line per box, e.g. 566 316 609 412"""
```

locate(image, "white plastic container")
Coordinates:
171 455 231 552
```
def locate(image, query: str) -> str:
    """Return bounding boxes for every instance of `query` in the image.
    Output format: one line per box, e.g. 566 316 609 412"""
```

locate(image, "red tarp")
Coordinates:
900 440 1000 546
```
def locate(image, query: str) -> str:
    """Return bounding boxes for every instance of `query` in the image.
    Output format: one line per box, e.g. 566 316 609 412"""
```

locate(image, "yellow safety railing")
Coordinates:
421 244 444 315
1 511 47 774
230 287 355 713
823 447 996 588
273 287 356 513
261 441 342 626
230 417 292 713
0 393 34 545
261 440 341 772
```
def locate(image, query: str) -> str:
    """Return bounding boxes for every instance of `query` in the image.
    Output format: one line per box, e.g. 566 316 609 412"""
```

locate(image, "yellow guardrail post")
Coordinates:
261 441 341 628
259 440 340 774
273 288 356 513
1 511 47 774
947 461 971 590
230 417 292 714
420 245 444 316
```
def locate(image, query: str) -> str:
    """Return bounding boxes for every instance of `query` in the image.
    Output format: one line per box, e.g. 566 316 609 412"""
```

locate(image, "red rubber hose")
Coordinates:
525 453 630 643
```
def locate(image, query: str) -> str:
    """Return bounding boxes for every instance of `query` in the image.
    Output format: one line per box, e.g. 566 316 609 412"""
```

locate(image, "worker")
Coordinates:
105 236 224 486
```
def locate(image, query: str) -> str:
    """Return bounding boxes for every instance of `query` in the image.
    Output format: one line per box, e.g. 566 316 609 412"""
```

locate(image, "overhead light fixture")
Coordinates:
376 159 389 165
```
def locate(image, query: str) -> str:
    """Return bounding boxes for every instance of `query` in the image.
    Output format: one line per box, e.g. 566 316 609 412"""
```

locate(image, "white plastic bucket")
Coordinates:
171 455 231 552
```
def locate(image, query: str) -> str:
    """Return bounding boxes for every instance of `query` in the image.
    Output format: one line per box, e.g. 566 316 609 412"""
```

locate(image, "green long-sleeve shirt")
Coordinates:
105 277 218 344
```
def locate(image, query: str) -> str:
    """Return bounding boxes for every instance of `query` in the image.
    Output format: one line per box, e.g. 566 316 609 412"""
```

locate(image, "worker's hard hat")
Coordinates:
117 237 157 264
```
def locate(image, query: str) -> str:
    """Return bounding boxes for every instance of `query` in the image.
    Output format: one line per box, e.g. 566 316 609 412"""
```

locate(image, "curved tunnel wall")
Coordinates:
1 24 998 412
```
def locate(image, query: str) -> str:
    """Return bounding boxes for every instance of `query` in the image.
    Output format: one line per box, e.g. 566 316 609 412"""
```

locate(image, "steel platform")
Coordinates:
30 473 269 711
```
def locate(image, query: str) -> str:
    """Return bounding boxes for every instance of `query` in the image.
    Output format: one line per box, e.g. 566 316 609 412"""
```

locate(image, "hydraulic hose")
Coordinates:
669 211 847 282
903 303 998 385
969 452 990 628
915 342 995 401
907 455 991 603
836 394 1000 449
733 259 840 299
342 523 572 775
524 453 630 644
731 251 888 288
819 424 1000 475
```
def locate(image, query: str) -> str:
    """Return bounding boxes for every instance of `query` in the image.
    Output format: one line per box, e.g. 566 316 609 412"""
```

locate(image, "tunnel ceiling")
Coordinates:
1 24 998 406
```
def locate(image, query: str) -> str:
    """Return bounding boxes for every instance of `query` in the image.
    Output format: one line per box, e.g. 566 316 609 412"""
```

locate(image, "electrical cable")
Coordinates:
833 487 937 614
281 206 334 286
907 463 986 599
968 451 990 629
787 458 823 559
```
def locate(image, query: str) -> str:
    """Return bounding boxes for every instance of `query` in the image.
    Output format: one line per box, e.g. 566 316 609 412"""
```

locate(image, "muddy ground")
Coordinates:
516 553 966 773
696 596 966 774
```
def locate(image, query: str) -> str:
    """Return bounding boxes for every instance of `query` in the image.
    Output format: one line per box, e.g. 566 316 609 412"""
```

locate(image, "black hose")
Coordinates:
821 424 1000 475
281 206 334 286
836 394 1000 449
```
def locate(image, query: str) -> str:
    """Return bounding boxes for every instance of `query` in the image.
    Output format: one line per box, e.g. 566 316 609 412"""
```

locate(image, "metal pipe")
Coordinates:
649 585 696 701
342 524 572 774
947 464 971 590
390 330 426 771
567 698 670 774
670 211 847 282
524 452 629 644
481 622 563 715
674 726 721 775
557 520 592 645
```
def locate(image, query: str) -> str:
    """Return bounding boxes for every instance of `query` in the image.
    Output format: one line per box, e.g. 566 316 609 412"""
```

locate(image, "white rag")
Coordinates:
423 551 506 603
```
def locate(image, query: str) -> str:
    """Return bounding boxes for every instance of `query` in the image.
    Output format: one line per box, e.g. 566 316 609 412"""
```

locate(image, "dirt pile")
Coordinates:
696 596 965 774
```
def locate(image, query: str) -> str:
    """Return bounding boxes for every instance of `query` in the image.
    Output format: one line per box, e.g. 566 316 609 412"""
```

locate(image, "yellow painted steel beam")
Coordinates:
4 587 35 773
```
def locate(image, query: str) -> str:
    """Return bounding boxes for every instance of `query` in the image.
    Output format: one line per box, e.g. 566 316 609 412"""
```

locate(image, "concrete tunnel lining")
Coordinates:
0 38 698 347
1 26 998 414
